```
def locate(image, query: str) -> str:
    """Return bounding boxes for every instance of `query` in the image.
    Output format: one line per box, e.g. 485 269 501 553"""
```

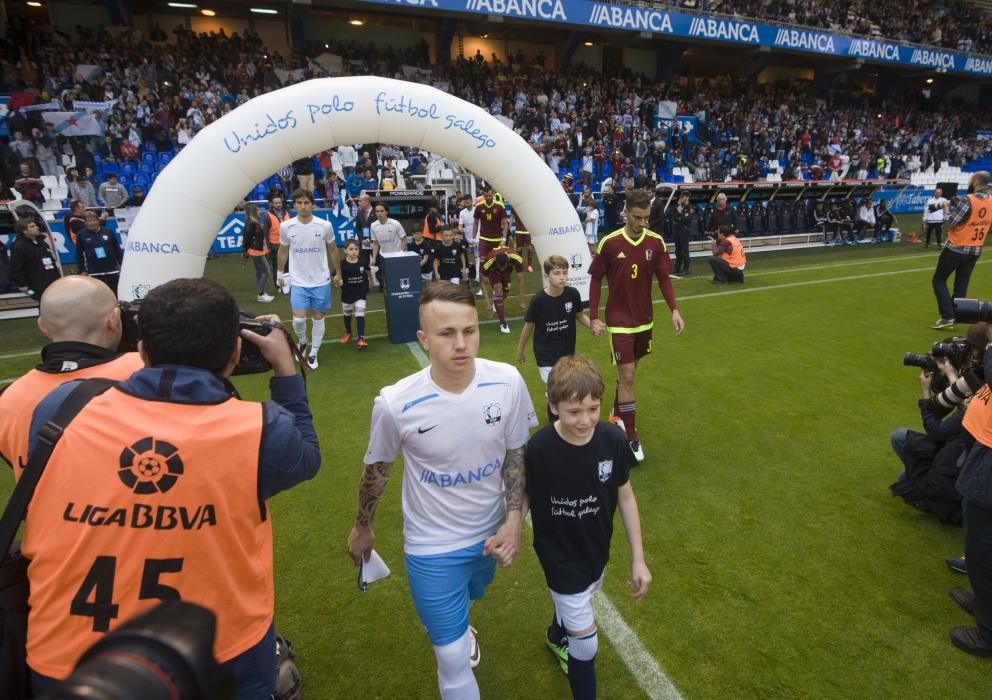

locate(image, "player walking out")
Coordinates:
348 282 537 700
277 188 342 370
588 189 684 462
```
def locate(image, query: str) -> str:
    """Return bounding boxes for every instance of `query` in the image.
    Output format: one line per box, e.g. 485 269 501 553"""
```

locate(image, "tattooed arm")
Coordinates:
482 446 525 567
347 460 393 565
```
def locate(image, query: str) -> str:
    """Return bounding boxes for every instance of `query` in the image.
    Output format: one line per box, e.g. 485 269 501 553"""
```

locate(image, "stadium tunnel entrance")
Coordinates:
118 76 590 301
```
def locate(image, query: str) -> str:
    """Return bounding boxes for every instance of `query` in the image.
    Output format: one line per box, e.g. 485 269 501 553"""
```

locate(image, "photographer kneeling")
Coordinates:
23 278 321 698
890 359 970 524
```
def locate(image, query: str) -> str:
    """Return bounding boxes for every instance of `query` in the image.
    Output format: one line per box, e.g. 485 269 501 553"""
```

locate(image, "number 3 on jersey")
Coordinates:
630 263 638 279
71 556 183 632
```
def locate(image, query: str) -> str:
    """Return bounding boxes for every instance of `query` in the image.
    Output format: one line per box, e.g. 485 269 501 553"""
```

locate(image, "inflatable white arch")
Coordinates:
118 77 591 301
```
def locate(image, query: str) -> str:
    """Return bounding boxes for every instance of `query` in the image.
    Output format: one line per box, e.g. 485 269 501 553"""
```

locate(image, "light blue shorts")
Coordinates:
405 540 496 646
290 284 331 313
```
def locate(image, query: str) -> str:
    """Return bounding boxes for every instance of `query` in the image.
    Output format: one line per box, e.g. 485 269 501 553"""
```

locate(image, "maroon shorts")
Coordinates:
478 238 502 261
610 329 653 365
514 231 531 248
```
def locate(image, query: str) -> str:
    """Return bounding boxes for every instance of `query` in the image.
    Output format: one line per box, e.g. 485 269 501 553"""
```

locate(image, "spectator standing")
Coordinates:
98 173 127 210
67 167 97 208
294 155 315 194
14 160 45 206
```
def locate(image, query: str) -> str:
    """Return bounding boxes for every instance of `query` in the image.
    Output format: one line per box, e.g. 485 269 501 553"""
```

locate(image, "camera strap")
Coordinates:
0 378 117 566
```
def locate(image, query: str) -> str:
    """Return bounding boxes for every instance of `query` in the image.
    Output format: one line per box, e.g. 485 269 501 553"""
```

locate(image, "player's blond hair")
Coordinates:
547 356 605 405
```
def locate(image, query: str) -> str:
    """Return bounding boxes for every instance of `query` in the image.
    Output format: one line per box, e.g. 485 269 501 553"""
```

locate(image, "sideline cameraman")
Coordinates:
0 275 143 476
889 359 968 524
22 278 321 698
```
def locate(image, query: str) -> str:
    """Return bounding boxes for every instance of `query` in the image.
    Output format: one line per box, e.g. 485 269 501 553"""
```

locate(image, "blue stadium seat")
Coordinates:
121 162 136 175
156 161 168 173
141 152 155 165
134 173 150 189
139 162 153 175
102 161 119 176
253 185 267 200
117 173 131 189
158 152 171 165
144 142 157 153
93 154 102 167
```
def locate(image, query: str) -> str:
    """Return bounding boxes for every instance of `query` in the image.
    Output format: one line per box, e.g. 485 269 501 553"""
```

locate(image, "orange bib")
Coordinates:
22 388 272 678
946 194 992 249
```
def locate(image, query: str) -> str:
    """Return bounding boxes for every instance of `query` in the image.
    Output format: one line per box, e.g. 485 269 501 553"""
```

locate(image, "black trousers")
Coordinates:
709 256 743 283
964 498 992 644
932 248 980 320
925 222 944 247
673 227 690 273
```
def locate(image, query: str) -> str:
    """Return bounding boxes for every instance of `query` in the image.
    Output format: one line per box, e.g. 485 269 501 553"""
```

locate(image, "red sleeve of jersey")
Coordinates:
587 245 607 320
653 243 678 310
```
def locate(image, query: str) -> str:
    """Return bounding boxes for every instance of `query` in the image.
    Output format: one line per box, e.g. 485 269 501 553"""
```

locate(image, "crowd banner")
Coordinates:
351 0 992 78
118 76 589 301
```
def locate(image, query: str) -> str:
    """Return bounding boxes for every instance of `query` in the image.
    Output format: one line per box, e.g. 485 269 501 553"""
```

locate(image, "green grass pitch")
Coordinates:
1 242 989 698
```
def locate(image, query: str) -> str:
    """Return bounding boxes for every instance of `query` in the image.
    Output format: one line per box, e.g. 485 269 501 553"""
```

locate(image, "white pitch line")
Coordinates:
402 341 683 700
0 350 41 360
592 591 683 700
676 259 992 304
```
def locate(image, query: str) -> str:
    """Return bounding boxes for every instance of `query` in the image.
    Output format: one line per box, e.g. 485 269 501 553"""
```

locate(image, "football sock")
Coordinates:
618 401 637 440
494 296 506 324
343 314 352 333
566 630 598 700
549 610 566 643
311 318 325 352
613 382 620 418
433 628 479 700
357 314 366 338
292 317 307 344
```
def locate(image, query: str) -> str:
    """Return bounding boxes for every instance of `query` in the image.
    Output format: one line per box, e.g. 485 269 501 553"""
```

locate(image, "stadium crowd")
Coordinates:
656 0 992 53
0 9 990 209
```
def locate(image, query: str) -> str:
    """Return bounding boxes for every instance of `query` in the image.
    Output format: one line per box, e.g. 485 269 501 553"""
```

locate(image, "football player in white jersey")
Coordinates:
277 188 342 370
348 281 537 700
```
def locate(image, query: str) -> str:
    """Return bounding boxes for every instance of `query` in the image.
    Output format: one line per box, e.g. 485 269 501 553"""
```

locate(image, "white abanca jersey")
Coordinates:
365 358 538 556
280 216 334 288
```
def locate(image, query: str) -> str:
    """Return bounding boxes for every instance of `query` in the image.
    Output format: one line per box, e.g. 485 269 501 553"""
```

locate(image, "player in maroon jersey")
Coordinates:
473 187 508 262
588 188 685 462
511 209 536 273
481 245 526 334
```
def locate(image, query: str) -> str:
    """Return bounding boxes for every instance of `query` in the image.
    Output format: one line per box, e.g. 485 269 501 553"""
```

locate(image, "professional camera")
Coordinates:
953 298 992 324
117 301 294 375
903 337 972 374
39 600 234 700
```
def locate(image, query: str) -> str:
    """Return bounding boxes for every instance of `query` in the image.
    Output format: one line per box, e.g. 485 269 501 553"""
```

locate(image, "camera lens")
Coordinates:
953 298 992 323
903 352 937 373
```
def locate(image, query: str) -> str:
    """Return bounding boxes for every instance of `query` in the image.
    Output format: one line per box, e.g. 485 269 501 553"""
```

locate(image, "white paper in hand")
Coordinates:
359 549 390 590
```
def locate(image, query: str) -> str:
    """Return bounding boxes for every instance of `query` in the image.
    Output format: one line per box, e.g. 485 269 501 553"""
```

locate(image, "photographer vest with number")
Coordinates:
946 194 992 249
21 385 274 679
